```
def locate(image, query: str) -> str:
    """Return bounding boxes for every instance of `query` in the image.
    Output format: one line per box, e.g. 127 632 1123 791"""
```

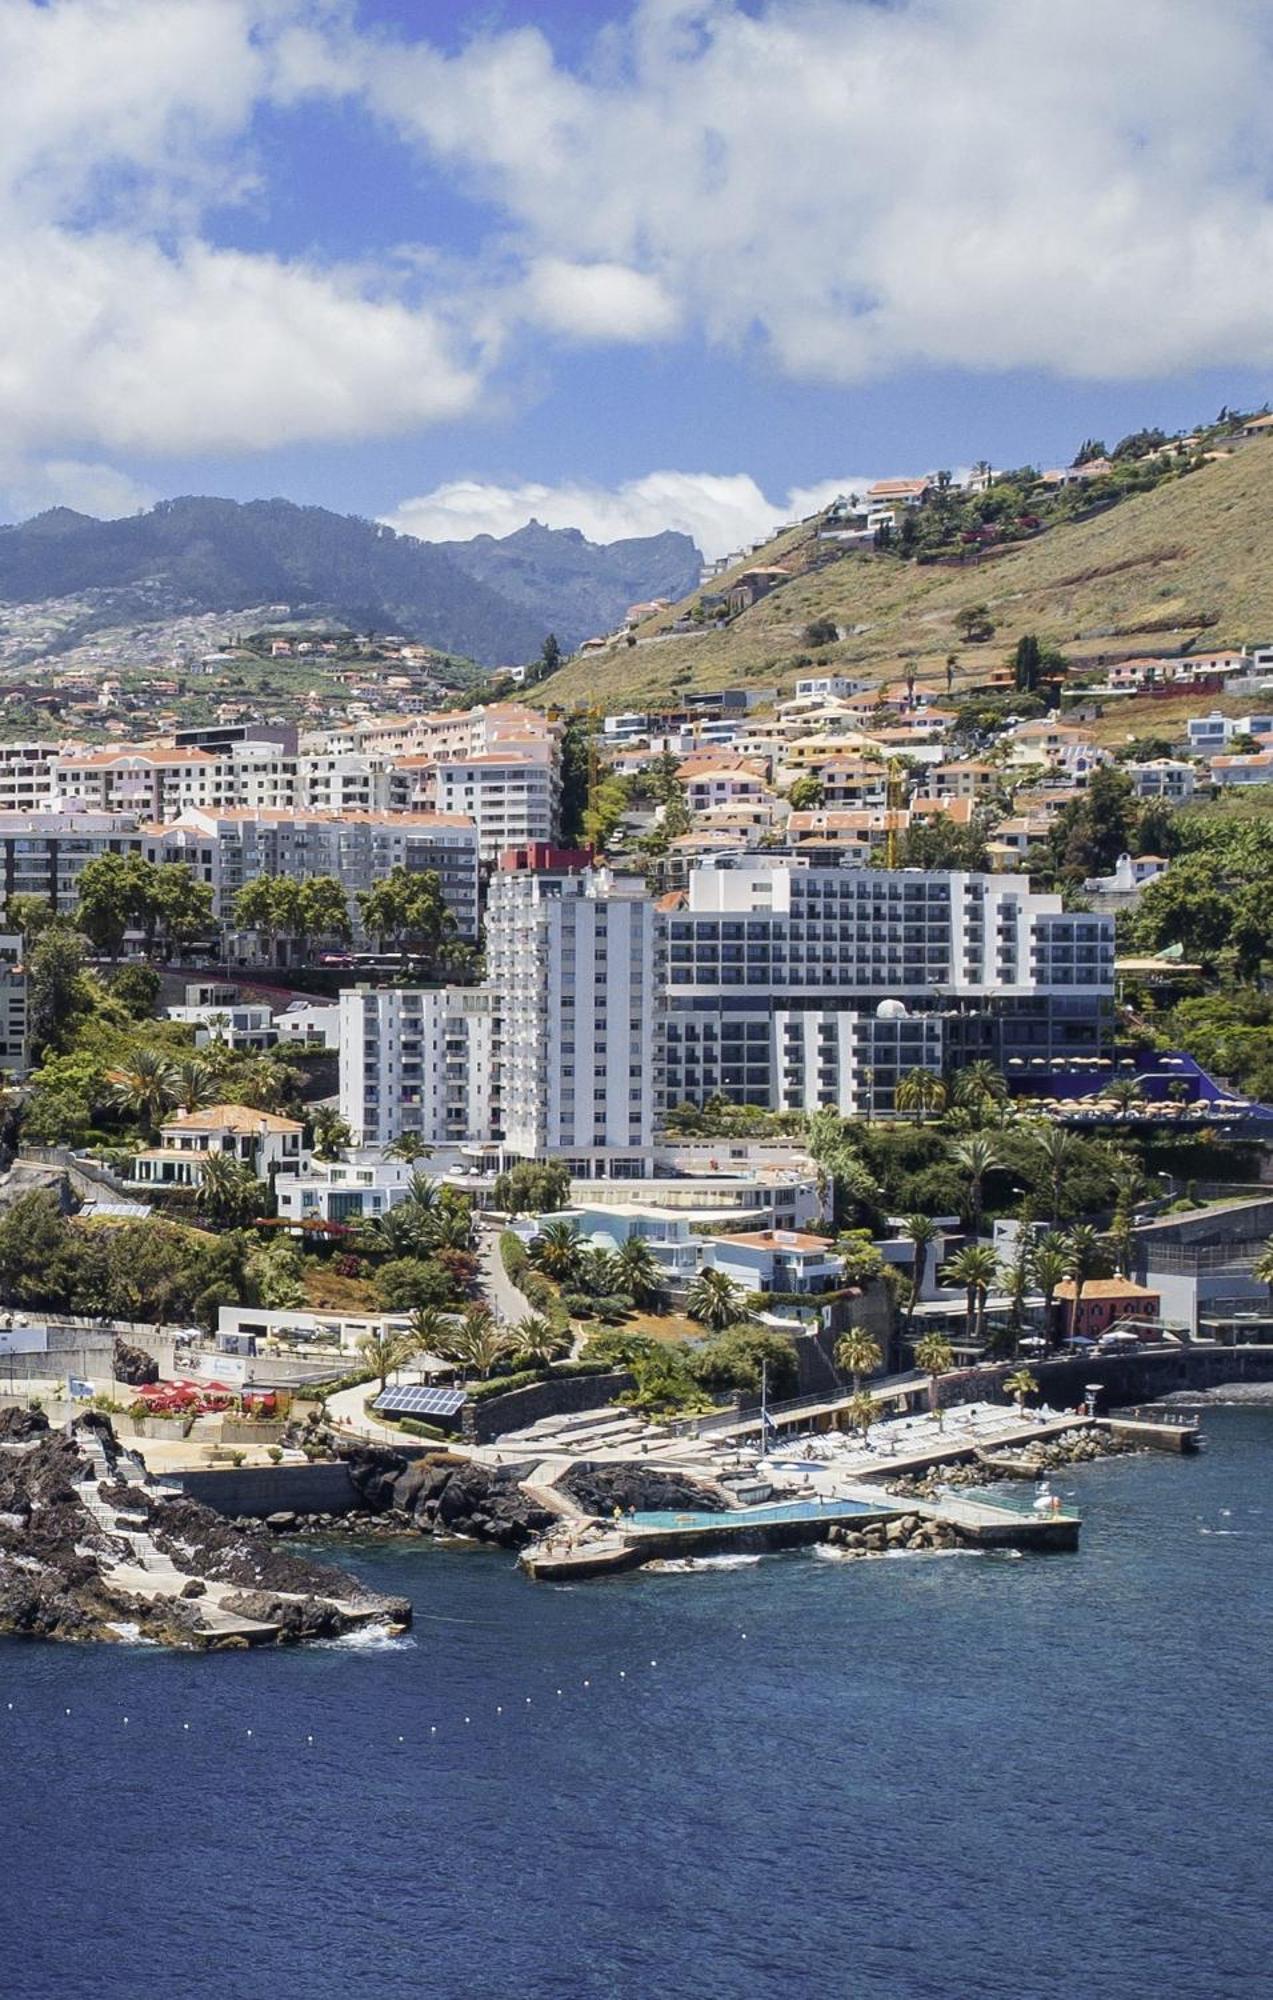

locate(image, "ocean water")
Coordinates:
3 1409 1271 2000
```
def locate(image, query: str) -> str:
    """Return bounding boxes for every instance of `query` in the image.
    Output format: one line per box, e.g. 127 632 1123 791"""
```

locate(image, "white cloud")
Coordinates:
356 0 1273 382
383 468 881 561
522 258 680 343
0 0 483 462
0 456 156 522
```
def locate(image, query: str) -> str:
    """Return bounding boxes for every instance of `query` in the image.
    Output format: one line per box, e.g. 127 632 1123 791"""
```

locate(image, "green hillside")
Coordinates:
536 440 1273 709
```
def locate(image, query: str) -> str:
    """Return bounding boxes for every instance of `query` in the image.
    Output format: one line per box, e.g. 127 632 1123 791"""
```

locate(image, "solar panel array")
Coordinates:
373 1384 468 1419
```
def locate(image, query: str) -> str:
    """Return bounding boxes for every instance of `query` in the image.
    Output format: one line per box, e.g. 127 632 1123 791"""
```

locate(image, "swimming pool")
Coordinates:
627 1497 888 1532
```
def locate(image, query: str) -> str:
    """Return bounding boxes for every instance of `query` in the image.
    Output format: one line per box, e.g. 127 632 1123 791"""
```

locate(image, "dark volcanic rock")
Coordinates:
0 1406 50 1442
0 1415 413 1649
113 1338 159 1387
560 1465 727 1517
428 1462 555 1548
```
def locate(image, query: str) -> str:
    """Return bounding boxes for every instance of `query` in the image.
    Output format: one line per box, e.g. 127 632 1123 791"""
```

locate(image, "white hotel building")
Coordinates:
339 984 496 1150
660 860 1114 1117
485 856 659 1177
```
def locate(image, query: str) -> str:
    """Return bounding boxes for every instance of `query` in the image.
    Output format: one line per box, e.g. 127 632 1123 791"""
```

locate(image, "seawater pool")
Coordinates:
628 1497 888 1531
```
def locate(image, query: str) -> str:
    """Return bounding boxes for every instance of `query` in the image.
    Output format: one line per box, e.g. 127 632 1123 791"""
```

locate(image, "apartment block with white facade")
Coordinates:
432 746 560 864
485 853 658 1178
0 811 144 919
660 859 1114 1116
150 808 481 939
339 983 495 1148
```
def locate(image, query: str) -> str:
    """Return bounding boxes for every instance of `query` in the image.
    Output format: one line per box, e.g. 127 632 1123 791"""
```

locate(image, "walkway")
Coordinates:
477 1223 533 1325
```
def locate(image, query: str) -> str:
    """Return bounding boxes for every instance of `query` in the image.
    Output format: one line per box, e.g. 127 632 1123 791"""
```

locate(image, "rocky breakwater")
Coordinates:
885 1425 1136 1501
829 1512 970 1558
0 1409 411 1649
277 1450 732 1551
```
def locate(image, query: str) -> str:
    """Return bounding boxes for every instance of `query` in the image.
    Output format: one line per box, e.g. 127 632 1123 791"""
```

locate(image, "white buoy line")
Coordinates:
0 1642 747 1750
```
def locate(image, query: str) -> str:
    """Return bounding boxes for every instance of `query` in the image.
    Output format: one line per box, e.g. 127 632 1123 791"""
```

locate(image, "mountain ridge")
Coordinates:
0 496 701 667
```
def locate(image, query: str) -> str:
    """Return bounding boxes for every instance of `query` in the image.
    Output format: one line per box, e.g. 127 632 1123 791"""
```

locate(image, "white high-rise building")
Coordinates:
339 984 495 1148
660 858 1114 1116
485 853 658 1178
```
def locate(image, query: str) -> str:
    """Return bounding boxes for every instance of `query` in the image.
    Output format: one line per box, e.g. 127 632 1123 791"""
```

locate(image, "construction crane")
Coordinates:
883 758 907 869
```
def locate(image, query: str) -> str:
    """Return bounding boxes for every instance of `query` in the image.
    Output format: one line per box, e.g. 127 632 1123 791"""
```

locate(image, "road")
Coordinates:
477 1223 533 1325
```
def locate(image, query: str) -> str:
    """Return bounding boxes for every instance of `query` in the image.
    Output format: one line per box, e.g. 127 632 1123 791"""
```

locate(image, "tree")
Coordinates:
359 1327 419 1394
27 924 92 1054
898 818 990 871
172 1059 215 1115
493 1159 572 1217
954 605 994 643
913 1333 954 1410
299 876 352 946
1003 1367 1039 1411
439 1307 515 1379
895 1068 947 1125
355 867 452 961
528 1220 583 1283
75 854 140 960
197 1154 262 1229
109 1048 176 1139
110 963 162 1019
148 865 214 953
7 894 54 946
1253 1241 1273 1293
845 1390 878 1440
387 1132 432 1164
1032 1125 1077 1227
1103 1077 1144 1118
787 773 825 811
689 1325 798 1397
1013 633 1042 693
558 714 590 847
804 618 839 646
615 1236 665 1309
835 1328 882 1390
952 1133 1000 1231
512 1314 571 1369
686 1267 746 1333
942 1243 999 1345
540 633 562 677
1061 1223 1109 1343
953 1061 1009 1119
1029 1239 1068 1348
309 1106 352 1160
1135 860 1234 963
901 1214 935 1344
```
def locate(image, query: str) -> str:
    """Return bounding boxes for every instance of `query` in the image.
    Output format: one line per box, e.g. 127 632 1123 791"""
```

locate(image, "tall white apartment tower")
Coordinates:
485 849 658 1179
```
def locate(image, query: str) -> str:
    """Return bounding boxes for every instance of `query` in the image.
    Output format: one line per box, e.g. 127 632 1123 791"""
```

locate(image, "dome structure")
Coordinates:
875 998 909 1020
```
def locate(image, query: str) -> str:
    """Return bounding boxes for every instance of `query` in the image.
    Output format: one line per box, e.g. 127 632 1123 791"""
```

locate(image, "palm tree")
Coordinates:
846 1389 878 1441
512 1315 571 1369
529 1221 583 1283
1103 1076 1144 1118
1003 1367 1039 1412
953 1133 1000 1232
941 1243 999 1346
578 1245 625 1299
405 1306 455 1358
403 1172 441 1213
1029 1238 1068 1349
1032 1125 1077 1226
615 1236 664 1308
895 1067 947 1126
1253 1240 1273 1291
309 1106 353 1161
834 1329 882 1391
913 1333 954 1412
109 1049 176 1140
387 1132 432 1164
359 1327 419 1394
686 1267 746 1333
448 1315 515 1380
427 1206 476 1254
1061 1223 1108 1345
953 1061 1009 1119
902 1214 935 1345
172 1058 215 1116
197 1153 262 1229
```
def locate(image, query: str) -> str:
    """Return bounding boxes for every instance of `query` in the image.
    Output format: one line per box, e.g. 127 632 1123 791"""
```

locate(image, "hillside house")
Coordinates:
129 1106 304 1191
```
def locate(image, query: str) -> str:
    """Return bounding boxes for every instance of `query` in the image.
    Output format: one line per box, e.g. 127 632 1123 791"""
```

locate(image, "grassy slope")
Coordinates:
537 443 1273 710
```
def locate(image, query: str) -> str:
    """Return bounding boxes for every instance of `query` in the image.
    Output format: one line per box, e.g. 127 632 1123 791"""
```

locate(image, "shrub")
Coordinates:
500 1231 530 1281
398 1417 451 1441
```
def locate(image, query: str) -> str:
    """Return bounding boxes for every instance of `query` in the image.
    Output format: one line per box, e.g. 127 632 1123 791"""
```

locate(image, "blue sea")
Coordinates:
4 1408 1271 2000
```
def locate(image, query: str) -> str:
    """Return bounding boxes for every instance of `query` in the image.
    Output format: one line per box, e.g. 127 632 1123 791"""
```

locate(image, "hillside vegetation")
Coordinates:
537 441 1273 708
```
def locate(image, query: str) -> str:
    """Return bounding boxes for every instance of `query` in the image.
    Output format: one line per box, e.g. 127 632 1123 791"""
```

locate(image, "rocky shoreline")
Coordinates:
882 1425 1139 1501
0 1410 411 1649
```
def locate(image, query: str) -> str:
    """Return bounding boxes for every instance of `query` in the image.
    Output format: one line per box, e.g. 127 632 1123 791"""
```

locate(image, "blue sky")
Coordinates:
1 0 1271 556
